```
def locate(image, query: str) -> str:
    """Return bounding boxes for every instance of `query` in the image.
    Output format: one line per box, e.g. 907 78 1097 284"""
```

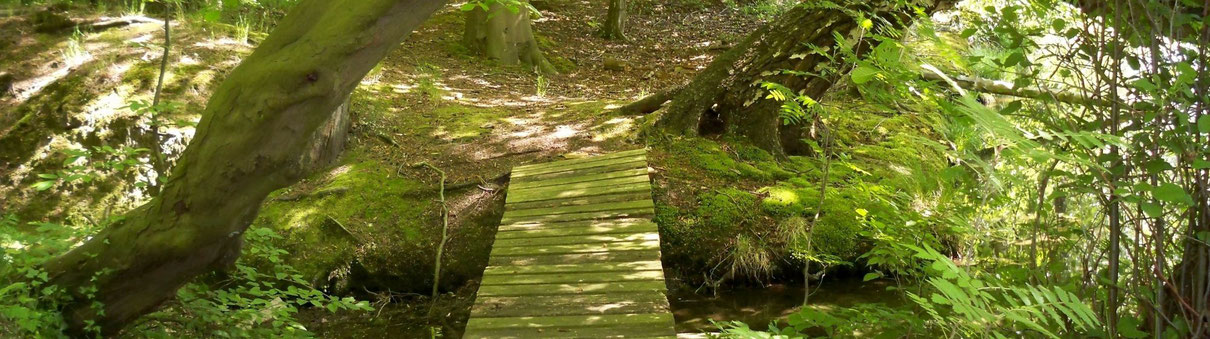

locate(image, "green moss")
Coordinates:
758 185 816 217
811 200 863 259
548 54 577 73
253 159 429 287
734 143 775 162
429 104 508 141
696 187 758 234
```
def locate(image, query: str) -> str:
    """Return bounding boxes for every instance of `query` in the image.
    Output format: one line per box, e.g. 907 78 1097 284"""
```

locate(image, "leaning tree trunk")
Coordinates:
463 1 557 74
601 0 626 40
653 0 956 156
41 0 446 335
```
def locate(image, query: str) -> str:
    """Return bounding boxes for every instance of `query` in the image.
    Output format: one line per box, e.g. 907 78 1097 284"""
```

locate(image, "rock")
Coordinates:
603 57 628 71
33 9 75 33
0 72 12 97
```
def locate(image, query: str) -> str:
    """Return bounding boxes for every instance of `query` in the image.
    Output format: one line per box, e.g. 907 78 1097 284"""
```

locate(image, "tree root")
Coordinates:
615 84 684 115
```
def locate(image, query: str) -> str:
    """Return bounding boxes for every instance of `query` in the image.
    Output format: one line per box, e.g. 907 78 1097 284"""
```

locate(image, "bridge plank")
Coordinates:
513 151 645 175
488 250 661 266
498 208 654 226
493 232 659 247
511 168 649 190
511 174 650 195
506 181 650 203
467 149 675 338
513 149 646 173
471 292 669 317
489 240 661 256
505 191 652 211
481 270 665 285
502 199 653 221
512 160 648 183
497 218 654 233
483 261 664 275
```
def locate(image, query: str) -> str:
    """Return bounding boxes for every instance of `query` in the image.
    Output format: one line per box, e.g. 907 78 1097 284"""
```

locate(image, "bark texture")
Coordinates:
41 0 446 335
463 1 556 74
601 0 626 40
301 98 353 172
655 0 955 156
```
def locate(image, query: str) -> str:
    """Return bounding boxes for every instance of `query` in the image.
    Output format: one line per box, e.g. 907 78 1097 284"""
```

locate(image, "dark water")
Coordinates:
668 278 907 333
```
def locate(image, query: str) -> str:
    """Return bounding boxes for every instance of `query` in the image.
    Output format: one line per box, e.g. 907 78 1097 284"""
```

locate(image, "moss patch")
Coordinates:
650 95 951 286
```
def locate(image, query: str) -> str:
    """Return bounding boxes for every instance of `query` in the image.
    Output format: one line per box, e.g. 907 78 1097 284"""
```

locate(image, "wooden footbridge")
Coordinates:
463 149 677 338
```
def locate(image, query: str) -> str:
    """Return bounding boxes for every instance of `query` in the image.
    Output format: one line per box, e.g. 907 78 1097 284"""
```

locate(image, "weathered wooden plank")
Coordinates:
506 180 650 204
513 149 646 174
496 220 658 238
483 261 664 275
502 199 653 222
493 232 659 247
499 217 652 232
499 207 654 227
488 250 660 266
512 160 648 183
471 292 669 318
513 155 647 180
463 320 674 339
476 281 667 297
513 149 646 173
510 174 650 198
511 168 649 191
481 270 665 285
466 313 673 330
490 240 660 256
505 191 653 211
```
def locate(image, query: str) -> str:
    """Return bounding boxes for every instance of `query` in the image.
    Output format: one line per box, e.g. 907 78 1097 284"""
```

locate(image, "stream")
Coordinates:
668 277 908 334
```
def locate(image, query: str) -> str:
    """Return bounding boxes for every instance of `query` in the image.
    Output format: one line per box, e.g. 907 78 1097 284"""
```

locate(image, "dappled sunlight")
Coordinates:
591 116 636 142
12 55 93 102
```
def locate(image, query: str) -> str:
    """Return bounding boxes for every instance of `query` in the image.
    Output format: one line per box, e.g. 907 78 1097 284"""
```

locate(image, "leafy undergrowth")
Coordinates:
649 90 958 289
1 0 813 336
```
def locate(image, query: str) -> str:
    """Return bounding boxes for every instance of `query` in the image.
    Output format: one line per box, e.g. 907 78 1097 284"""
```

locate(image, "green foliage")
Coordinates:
33 146 150 192
904 244 1100 338
0 214 73 337
134 227 371 337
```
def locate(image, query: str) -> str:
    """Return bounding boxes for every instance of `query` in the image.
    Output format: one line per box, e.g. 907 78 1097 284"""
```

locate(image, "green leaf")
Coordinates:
1003 52 1025 67
1131 78 1158 92
1193 159 1210 169
863 272 881 282
37 173 57 179
33 181 55 191
851 66 879 84
1117 317 1148 338
1141 202 1162 218
1153 183 1194 207
201 8 221 22
1198 115 1210 133
1000 101 1023 115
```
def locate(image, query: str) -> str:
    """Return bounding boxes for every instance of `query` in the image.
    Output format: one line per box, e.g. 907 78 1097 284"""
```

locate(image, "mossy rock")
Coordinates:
252 158 501 295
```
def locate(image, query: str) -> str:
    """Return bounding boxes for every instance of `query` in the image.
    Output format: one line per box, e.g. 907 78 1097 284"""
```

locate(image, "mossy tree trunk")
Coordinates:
463 1 557 74
41 0 446 335
654 0 955 157
601 0 626 40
